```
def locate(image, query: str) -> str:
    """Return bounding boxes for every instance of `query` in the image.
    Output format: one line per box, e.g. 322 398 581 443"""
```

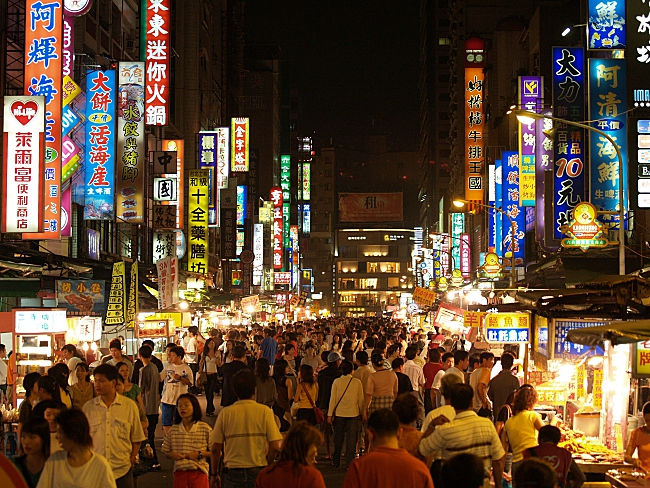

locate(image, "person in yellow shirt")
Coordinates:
503 385 544 475
625 401 650 471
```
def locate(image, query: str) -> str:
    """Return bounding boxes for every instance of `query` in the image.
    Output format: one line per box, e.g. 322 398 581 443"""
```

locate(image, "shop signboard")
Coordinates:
198 131 217 224
281 155 291 247
270 186 283 270
463 311 485 328
464 37 485 204
153 230 175 262
144 0 170 125
2 96 46 233
587 0 625 50
56 280 105 316
231 117 249 172
106 262 126 325
161 140 184 228
77 317 102 342
560 201 609 250
15 309 68 333
495 158 503 256
216 127 229 188
552 47 586 239
450 213 464 274
553 318 606 358
116 62 145 223
488 163 496 249
302 162 311 200
188 169 209 276
412 287 436 307
157 256 172 309
501 151 525 265
485 312 530 343
588 58 627 227
126 261 138 328
338 193 403 222
303 203 311 236
84 69 116 220
152 205 176 229
23 0 63 239
460 233 470 278
433 302 468 335
518 76 543 206
274 272 291 285
536 109 554 245
633 340 650 378
236 185 247 226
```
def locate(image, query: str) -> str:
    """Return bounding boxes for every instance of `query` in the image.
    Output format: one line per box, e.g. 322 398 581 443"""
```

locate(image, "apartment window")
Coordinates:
438 74 450 83
439 56 449 65
324 183 332 190
324 170 332 177
438 37 451 46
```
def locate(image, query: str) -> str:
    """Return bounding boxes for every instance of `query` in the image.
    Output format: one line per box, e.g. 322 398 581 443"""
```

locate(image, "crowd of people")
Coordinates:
1 316 623 488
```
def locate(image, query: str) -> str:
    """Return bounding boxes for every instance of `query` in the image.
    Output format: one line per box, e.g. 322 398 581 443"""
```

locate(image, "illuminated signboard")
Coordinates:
153 177 177 201
501 151 525 265
2 96 45 233
236 185 247 226
253 223 264 285
144 0 170 125
188 169 209 275
281 155 291 247
302 162 311 200
117 62 145 223
162 140 184 228
450 213 464 272
518 76 542 206
495 159 503 256
588 58 626 226
274 272 291 285
153 230 175 263
231 117 249 172
270 186 283 270
552 47 585 239
464 37 485 203
460 233 470 278
15 309 68 334
84 70 116 220
216 127 229 188
587 0 625 50
23 0 63 239
560 201 608 250
535 109 553 245
485 312 530 343
198 131 217 223
303 203 311 236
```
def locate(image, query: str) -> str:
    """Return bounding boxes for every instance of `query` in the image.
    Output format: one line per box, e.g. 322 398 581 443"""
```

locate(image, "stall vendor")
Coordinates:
625 401 650 471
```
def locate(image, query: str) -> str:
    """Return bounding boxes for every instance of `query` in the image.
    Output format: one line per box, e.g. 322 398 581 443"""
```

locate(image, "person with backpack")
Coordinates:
522 425 585 488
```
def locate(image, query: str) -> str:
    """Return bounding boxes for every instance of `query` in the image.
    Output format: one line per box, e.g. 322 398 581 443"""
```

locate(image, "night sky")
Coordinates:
245 1 421 151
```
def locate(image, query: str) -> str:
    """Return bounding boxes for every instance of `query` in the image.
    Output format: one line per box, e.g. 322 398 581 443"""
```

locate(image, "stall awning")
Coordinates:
566 320 650 346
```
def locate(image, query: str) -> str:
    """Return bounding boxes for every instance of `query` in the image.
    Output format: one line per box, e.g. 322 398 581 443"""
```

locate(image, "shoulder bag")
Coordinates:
300 382 325 424
332 377 354 418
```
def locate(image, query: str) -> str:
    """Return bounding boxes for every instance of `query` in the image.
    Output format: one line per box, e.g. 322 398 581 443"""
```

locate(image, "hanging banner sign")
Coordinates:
460 233 471 278
84 69 116 220
144 0 170 125
495 159 503 256
23 0 63 239
270 186 283 270
56 279 105 316
588 58 627 228
464 37 485 204
560 201 609 250
198 131 218 221
153 230 175 262
126 261 138 328
518 76 543 206
552 47 585 239
188 169 209 275
106 261 126 325
2 96 46 233
535 109 553 245
412 287 436 307
156 256 172 309
587 0 625 50
450 213 464 273
231 117 249 172
117 62 145 223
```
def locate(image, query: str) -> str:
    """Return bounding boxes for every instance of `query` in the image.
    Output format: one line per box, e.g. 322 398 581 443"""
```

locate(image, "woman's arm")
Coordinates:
136 392 145 413
287 378 294 402
624 440 642 467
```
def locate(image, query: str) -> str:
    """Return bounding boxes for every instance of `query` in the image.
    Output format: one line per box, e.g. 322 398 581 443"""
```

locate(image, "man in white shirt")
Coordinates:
446 350 469 383
83 364 146 488
432 352 454 408
469 351 495 414
159 346 192 434
328 360 364 468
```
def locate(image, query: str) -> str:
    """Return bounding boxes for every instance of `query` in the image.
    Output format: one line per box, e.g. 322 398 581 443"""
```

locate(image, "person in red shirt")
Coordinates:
522 425 585 488
255 421 326 488
343 409 434 488
423 349 443 415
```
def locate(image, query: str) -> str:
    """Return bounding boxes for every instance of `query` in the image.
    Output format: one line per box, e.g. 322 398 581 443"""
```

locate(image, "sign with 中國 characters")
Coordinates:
2 96 46 233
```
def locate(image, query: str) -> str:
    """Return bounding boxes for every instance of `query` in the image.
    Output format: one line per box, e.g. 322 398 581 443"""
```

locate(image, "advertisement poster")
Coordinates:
106 261 126 325
464 37 485 203
518 76 543 207
338 193 403 222
126 261 138 328
231 118 249 172
501 151 526 265
56 280 105 316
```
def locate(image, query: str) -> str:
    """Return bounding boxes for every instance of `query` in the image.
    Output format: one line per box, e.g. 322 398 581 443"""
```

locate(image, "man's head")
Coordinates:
340 360 354 376
232 368 256 400
0 343 6 358
391 357 405 372
453 350 469 371
513 458 557 488
469 354 480 371
371 353 385 369
165 343 175 360
429 349 441 363
327 351 342 365
169 346 185 363
440 371 463 401
387 344 400 358
365 337 376 349
139 345 152 361
188 325 198 337
449 383 474 412
442 453 486 488
538 425 561 445
93 364 119 397
392 393 420 426
284 343 295 357
356 350 369 366
109 340 122 360
265 328 277 338
366 409 400 447
23 372 41 399
480 351 495 369
500 352 515 371
233 345 247 360
142 339 155 350
442 352 454 371
405 346 418 361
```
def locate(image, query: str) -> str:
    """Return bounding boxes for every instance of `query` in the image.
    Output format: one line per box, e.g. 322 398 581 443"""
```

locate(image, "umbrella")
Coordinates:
566 320 650 347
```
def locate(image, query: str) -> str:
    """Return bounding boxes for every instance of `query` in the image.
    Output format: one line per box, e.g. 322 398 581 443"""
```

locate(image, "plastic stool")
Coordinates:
3 431 18 457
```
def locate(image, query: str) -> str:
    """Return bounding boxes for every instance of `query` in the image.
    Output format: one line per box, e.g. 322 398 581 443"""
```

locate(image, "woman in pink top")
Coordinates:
626 401 650 471
363 353 398 420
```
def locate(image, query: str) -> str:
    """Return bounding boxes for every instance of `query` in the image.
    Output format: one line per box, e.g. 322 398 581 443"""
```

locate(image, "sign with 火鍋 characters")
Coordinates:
485 312 530 343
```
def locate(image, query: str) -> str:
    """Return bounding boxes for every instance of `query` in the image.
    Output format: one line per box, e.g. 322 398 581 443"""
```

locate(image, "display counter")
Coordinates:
606 473 647 488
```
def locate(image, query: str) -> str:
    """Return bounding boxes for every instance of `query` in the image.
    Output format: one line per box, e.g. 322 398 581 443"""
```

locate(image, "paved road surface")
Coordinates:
136 393 347 488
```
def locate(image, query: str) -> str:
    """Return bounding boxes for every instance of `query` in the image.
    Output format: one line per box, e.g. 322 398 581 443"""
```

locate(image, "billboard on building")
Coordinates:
144 0 170 125
216 127 229 188
501 151 525 265
231 118 249 172
338 193 403 222
188 169 209 276
270 187 283 270
464 37 485 204
2 96 45 233
518 76 543 207
587 0 625 50
116 62 146 223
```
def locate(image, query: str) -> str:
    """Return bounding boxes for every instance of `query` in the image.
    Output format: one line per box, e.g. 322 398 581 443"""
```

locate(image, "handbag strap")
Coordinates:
300 382 317 408
332 377 354 416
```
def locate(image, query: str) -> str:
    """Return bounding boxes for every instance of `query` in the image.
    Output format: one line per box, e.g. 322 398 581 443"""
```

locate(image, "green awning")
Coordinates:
566 320 650 347
0 278 41 297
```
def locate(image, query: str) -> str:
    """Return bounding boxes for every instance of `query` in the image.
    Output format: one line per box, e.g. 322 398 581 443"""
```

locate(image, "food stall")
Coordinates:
136 311 186 362
14 309 68 403
66 316 103 363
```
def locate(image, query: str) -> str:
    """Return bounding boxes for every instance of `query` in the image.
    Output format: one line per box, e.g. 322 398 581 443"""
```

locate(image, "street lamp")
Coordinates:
514 109 625 276
452 198 517 287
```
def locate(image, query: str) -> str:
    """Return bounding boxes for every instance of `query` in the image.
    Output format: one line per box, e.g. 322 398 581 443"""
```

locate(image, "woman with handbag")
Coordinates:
200 339 219 416
292 364 320 426
272 359 294 432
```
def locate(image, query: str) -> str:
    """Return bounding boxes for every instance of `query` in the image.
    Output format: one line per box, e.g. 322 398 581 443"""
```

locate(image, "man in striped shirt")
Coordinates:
419 383 504 487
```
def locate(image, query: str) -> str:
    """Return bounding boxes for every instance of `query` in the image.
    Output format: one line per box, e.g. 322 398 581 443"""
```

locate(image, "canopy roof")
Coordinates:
566 320 650 346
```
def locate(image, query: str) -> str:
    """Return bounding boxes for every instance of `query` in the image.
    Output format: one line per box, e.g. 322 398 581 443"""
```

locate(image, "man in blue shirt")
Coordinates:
259 328 278 366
